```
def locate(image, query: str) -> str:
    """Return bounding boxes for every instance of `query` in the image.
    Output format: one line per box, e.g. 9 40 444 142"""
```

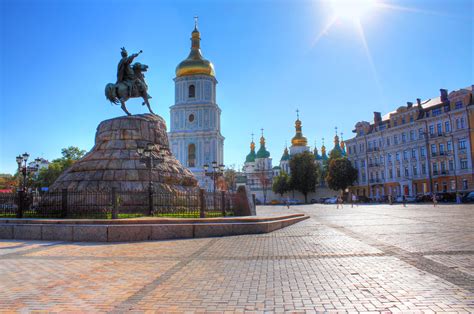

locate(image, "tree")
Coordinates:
256 159 271 205
289 151 319 203
0 174 16 190
326 158 358 194
33 146 86 188
223 165 237 192
272 171 290 197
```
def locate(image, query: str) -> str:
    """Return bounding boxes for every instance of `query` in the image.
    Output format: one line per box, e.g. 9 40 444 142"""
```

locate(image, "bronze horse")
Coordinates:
105 62 155 116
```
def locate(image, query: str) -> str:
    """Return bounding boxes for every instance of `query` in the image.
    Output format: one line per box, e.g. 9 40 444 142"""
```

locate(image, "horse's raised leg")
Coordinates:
143 96 155 115
120 99 132 116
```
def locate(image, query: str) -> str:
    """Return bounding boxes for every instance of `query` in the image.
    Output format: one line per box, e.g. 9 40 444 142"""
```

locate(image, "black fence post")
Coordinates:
221 191 226 217
252 194 256 207
111 188 118 219
148 183 154 216
17 190 24 218
61 189 68 218
199 189 205 218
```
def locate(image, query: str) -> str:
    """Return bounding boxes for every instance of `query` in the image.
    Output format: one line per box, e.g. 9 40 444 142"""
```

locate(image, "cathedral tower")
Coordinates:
168 19 224 189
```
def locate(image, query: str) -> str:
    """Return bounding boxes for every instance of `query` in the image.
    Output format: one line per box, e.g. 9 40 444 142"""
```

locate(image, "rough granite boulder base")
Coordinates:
50 114 197 192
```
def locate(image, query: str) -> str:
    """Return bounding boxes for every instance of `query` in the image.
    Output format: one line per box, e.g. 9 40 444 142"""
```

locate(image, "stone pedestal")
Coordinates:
50 114 197 192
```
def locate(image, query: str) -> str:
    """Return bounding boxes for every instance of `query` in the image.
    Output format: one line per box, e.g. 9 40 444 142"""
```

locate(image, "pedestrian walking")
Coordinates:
388 194 393 205
402 195 407 207
432 193 438 207
337 196 343 209
351 193 357 208
456 192 461 204
286 196 290 209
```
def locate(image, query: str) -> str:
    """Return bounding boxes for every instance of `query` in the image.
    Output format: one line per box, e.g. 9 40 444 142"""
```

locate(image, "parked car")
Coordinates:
436 192 456 202
270 199 280 205
416 194 432 202
324 197 337 204
462 191 474 203
318 197 329 203
357 195 370 203
310 198 318 204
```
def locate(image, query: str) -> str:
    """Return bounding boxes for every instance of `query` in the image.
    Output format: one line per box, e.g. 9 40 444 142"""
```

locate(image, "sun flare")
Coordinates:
330 0 377 21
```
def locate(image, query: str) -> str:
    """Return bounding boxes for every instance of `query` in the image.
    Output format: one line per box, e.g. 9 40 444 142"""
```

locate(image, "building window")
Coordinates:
387 154 392 162
396 152 400 161
410 115 414 123
386 138 390 146
450 180 456 191
441 161 446 173
389 169 393 179
188 143 196 167
402 132 406 143
456 118 461 129
188 84 195 98
461 117 466 128
413 165 418 176
459 139 467 150
429 125 434 135
432 108 442 116
418 128 424 139
411 149 416 158
420 147 426 157
404 167 409 177
431 144 437 156
447 141 452 151
396 168 400 178
442 182 448 192
449 160 454 171
455 101 463 109
422 163 426 175
394 135 398 145
460 158 468 169
445 121 451 133
403 150 408 160
433 163 438 175
188 114 195 122
437 123 442 135
463 179 468 190
410 130 415 141
439 143 445 155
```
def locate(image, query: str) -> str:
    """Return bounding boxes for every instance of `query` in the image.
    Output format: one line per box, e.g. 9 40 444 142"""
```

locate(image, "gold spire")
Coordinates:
334 126 340 146
291 109 308 147
260 128 265 145
250 132 255 151
340 132 345 150
321 137 326 155
176 18 215 77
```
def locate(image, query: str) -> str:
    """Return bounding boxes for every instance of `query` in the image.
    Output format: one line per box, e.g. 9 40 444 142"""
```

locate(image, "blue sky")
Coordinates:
0 0 472 174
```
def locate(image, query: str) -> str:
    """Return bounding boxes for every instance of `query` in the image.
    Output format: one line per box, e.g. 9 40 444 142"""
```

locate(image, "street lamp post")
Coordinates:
15 153 40 218
137 143 166 216
204 161 225 211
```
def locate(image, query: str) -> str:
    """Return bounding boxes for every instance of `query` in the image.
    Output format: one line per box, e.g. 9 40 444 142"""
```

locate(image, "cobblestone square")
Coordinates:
1 204 473 312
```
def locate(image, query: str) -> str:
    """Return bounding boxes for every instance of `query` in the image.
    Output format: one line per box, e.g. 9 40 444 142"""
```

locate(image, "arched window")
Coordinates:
188 85 195 98
188 144 196 167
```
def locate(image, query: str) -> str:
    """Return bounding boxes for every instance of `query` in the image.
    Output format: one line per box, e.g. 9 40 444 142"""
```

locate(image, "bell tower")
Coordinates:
168 19 225 189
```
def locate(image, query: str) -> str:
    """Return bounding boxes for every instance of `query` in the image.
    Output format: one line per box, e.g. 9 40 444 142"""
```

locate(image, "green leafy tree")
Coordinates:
272 171 290 197
33 146 86 188
0 174 16 190
326 158 358 194
223 165 237 192
289 151 319 203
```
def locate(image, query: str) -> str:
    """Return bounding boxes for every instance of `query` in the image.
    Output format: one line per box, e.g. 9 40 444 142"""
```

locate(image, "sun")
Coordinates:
330 0 377 21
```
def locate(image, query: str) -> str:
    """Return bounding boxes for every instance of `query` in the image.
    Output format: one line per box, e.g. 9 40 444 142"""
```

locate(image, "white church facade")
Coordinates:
168 21 225 190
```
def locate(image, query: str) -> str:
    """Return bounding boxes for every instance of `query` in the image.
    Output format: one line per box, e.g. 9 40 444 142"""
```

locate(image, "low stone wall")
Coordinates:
0 214 308 242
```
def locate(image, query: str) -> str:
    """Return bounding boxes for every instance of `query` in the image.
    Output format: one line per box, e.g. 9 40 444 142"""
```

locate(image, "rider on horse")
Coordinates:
117 47 147 98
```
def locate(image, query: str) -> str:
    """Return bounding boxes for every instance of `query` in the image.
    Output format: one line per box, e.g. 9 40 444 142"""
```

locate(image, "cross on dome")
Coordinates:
194 16 199 29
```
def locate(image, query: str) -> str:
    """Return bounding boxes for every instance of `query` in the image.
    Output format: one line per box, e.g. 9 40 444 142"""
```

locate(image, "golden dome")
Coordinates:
291 119 308 147
176 25 215 77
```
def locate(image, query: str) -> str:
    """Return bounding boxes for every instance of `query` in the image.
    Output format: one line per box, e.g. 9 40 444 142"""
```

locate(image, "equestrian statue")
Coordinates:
105 47 155 115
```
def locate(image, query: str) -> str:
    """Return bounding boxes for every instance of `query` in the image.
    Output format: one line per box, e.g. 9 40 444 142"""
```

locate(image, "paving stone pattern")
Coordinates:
0 204 473 312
